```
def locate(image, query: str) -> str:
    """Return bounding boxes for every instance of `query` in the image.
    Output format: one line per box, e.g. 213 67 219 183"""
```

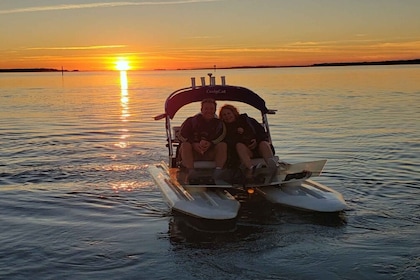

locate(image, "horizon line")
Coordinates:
1 58 419 72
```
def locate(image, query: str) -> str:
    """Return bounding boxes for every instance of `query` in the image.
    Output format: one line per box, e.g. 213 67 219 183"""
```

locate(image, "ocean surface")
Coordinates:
0 66 419 280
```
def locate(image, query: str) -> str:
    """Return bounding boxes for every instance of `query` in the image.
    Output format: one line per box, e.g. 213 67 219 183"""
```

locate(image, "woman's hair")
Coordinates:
219 104 240 119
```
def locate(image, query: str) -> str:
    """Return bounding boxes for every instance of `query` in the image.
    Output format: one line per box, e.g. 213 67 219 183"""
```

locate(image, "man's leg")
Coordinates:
180 142 194 169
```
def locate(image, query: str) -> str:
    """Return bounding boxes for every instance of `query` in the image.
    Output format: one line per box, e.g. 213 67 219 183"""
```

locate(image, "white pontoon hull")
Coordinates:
256 179 347 212
149 161 347 218
148 163 240 221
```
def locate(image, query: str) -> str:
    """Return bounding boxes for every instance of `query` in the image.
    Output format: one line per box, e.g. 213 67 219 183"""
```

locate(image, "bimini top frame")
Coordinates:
154 76 276 167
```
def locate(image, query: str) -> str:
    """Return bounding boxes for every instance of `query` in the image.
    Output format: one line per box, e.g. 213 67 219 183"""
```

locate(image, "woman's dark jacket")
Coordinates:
224 114 269 149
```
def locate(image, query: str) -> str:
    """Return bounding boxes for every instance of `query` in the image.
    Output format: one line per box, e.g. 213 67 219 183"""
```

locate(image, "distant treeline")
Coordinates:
312 59 420 67
0 68 78 73
190 58 420 71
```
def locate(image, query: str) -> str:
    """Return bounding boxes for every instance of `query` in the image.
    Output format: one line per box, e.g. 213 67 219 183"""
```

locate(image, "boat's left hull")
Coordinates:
148 163 241 223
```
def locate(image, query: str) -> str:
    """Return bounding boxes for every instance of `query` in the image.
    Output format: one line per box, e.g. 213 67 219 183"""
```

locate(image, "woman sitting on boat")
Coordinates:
219 104 278 178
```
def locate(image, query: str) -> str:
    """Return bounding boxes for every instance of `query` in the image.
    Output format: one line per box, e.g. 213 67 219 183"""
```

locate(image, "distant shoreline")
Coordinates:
0 59 419 72
206 58 420 70
0 68 79 73
311 58 420 67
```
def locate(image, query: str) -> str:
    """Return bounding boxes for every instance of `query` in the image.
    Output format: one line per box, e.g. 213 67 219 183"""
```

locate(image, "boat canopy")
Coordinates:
165 85 270 119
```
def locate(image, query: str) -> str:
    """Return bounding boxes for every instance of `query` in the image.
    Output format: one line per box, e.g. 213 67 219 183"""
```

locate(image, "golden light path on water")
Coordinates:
118 70 130 149
111 70 139 193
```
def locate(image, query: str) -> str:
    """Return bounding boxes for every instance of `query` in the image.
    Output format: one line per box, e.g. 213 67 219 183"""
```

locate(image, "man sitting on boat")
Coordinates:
219 104 278 179
178 98 227 181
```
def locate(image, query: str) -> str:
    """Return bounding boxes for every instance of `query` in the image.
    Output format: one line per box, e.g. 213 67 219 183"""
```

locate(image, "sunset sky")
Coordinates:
1 0 419 71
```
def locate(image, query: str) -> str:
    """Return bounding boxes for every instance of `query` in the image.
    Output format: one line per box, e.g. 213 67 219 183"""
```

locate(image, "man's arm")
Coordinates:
211 121 226 145
178 117 193 143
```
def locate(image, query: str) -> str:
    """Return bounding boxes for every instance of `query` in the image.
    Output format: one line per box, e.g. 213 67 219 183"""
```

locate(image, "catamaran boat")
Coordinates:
148 75 347 230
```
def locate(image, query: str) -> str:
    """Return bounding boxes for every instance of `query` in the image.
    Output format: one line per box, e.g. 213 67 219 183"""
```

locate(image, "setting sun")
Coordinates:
116 59 130 71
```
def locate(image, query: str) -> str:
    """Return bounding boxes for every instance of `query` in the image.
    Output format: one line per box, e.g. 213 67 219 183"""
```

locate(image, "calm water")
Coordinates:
0 66 419 279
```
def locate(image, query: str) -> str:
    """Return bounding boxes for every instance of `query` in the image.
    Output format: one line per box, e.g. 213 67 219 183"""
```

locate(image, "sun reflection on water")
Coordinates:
116 70 131 148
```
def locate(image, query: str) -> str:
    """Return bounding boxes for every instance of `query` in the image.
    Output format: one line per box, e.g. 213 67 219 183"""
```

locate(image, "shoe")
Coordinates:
245 168 253 179
278 161 290 171
185 169 198 184
266 158 279 169
245 163 262 179
265 158 278 182
213 168 225 184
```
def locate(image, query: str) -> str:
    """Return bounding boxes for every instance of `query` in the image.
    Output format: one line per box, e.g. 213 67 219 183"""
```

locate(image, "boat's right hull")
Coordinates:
255 179 348 212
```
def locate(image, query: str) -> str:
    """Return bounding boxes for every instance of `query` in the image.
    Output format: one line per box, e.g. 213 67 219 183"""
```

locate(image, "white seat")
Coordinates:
193 161 216 169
